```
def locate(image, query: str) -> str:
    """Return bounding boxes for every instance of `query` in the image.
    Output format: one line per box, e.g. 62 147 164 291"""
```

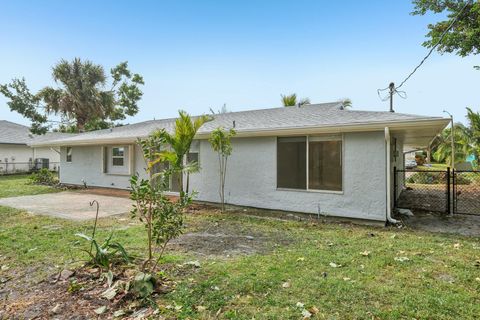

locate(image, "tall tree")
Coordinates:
0 58 144 134
281 93 310 107
412 0 480 65
209 127 236 213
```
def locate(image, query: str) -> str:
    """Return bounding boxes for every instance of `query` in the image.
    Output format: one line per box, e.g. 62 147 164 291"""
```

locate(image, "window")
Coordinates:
277 137 306 189
66 147 72 162
187 152 199 165
277 136 342 191
308 138 342 191
112 147 125 166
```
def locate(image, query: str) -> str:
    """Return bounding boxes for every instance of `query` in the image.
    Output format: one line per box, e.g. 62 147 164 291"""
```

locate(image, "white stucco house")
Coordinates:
0 120 68 173
31 102 449 223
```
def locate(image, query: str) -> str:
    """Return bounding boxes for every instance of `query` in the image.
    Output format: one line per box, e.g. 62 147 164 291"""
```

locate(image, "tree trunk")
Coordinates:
77 117 86 132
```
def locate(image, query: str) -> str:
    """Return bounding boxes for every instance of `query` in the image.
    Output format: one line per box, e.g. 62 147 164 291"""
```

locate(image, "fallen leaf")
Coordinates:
308 306 320 314
297 257 305 262
196 305 207 312
302 309 312 318
282 281 291 288
101 286 118 300
94 306 107 315
296 302 305 308
454 243 461 249
185 260 201 268
360 250 370 256
329 262 341 268
394 257 410 262
343 277 351 281
113 310 125 318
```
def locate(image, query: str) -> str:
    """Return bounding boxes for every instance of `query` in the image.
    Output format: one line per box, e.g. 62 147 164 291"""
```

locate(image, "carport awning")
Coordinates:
391 118 450 150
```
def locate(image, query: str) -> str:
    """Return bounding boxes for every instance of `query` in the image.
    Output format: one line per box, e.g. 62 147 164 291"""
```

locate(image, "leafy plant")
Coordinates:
75 233 131 271
209 127 236 212
131 272 157 300
29 168 58 185
130 174 191 271
74 200 131 271
147 110 211 196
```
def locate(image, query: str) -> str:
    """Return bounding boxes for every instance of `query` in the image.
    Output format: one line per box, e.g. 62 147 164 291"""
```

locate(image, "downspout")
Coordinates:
385 127 399 224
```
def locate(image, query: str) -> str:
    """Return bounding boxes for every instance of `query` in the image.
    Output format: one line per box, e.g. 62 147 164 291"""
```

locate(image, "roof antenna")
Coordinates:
389 82 395 113
232 120 236 128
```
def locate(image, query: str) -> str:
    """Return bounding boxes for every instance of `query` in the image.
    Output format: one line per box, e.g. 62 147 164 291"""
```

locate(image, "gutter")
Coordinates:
385 127 399 225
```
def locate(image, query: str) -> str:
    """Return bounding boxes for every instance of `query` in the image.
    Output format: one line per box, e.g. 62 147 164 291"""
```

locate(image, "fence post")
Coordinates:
393 166 397 209
446 167 451 214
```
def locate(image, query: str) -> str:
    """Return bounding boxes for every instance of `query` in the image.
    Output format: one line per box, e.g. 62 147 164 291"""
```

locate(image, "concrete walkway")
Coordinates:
0 191 132 220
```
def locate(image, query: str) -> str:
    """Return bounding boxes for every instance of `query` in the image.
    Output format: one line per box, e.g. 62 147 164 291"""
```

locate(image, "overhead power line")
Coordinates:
396 0 472 90
377 0 472 111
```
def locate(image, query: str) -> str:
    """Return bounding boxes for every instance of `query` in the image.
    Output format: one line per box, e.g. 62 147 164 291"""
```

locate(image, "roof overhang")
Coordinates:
30 117 450 148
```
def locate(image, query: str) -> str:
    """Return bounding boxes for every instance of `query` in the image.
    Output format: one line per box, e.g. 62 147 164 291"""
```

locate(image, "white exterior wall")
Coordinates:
58 131 388 221
190 131 387 221
59 145 147 189
0 144 60 172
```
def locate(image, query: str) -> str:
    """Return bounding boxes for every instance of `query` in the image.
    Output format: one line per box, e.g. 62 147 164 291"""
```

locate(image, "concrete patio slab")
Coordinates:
0 191 132 220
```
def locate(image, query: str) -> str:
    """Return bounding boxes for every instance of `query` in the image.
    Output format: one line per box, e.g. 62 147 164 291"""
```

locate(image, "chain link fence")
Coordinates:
0 161 59 175
395 167 480 215
453 170 480 215
394 169 449 213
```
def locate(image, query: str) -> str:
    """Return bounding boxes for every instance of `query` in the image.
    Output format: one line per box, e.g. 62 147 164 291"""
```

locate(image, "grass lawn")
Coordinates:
1 175 479 319
0 174 60 198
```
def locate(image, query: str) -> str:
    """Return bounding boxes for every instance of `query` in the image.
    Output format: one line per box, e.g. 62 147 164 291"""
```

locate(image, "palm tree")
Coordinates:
433 123 473 166
338 98 352 109
281 94 310 107
150 110 211 196
38 58 115 131
466 107 480 163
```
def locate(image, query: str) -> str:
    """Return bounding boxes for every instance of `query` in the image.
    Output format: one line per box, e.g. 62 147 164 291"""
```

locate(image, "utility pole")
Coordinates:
389 82 395 112
443 110 455 169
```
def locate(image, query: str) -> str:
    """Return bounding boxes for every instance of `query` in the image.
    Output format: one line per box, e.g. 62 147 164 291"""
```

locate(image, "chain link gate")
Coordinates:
453 170 480 215
394 167 480 215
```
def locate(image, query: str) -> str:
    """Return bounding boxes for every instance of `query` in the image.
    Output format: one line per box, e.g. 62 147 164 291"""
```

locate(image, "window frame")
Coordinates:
111 146 126 167
276 135 344 194
66 147 72 163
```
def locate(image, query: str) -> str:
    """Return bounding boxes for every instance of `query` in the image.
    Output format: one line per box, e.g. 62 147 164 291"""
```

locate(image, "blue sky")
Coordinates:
0 0 478 126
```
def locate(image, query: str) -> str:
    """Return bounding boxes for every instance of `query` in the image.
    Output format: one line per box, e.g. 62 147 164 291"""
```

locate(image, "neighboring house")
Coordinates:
0 120 68 173
31 102 449 223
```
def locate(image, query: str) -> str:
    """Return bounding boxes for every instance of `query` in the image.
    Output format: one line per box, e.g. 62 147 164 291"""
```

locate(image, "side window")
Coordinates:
66 147 72 163
187 152 199 165
112 147 125 166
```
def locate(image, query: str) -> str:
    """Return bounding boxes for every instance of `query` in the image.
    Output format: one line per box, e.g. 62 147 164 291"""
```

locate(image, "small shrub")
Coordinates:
406 172 471 185
75 233 132 271
30 168 58 185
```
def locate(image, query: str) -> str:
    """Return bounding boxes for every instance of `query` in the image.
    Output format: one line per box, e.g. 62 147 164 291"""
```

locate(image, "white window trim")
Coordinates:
103 145 133 176
112 146 126 167
275 134 344 194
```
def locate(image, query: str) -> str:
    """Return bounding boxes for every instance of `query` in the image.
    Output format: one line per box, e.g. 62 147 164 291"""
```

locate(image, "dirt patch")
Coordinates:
1 265 182 320
169 212 294 258
399 210 480 237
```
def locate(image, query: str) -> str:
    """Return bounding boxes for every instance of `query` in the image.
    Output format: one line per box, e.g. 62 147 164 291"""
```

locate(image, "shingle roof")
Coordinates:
0 120 31 144
0 120 73 145
29 102 448 146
